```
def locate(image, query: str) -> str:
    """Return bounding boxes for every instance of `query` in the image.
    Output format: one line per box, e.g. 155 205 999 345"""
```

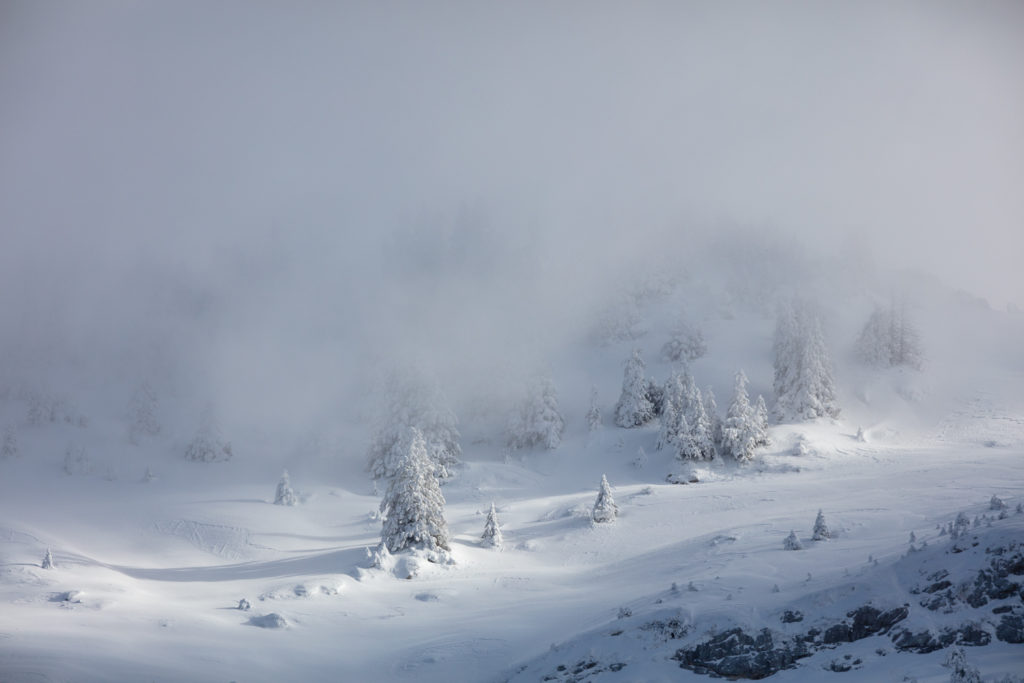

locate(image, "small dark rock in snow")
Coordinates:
781 610 804 623
248 613 287 629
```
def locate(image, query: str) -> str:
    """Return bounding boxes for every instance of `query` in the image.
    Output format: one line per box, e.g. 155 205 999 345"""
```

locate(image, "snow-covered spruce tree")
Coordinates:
614 350 655 427
274 470 297 506
682 373 715 460
379 427 451 559
784 530 803 550
772 299 840 421
507 376 565 450
481 502 503 549
185 407 233 462
675 414 705 462
660 323 706 363
812 509 831 540
1 425 17 458
366 371 461 481
855 305 924 370
704 386 723 448
944 646 981 683
592 475 619 523
657 370 686 451
721 370 758 464
752 395 770 447
127 381 160 445
41 548 54 569
586 387 602 431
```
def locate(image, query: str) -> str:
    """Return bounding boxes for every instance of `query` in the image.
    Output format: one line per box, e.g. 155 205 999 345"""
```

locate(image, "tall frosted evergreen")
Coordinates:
722 370 757 463
773 299 840 421
614 350 655 428
367 371 461 481
379 427 451 557
592 474 619 523
481 502 503 549
274 470 297 506
586 387 602 431
704 386 723 448
855 304 923 370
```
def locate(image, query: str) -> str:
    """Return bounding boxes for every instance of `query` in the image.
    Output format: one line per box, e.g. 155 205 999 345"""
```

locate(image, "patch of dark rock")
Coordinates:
822 605 909 644
640 618 690 640
996 614 1024 643
991 605 1012 614
781 610 804 623
891 623 989 653
672 627 811 679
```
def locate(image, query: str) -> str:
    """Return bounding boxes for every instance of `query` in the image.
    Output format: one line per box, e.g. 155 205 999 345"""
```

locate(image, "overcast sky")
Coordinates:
0 1 1021 417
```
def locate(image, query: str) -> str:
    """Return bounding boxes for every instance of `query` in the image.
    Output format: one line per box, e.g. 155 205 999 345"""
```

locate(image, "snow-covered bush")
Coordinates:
366 371 461 481
944 646 981 683
481 502 503 549
855 305 924 370
773 298 840 421
379 427 451 559
592 475 618 523
812 509 831 541
784 530 803 550
41 548 54 569
507 376 565 451
274 470 297 506
614 350 655 428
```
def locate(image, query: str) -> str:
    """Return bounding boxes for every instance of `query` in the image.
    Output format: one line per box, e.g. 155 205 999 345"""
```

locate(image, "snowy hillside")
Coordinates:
2 3 1023 682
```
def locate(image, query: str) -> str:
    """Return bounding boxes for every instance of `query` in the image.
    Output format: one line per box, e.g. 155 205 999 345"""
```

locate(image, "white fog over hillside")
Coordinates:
1 2 1022 682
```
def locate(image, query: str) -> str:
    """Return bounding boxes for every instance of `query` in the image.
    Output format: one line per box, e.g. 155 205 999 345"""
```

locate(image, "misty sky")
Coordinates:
1 1 1022 413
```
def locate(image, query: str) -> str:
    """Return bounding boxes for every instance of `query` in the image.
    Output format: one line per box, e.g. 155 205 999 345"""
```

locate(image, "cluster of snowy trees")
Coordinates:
184 407 233 462
784 509 832 550
366 371 461 481
855 304 923 370
720 371 769 464
506 376 565 450
773 298 840 421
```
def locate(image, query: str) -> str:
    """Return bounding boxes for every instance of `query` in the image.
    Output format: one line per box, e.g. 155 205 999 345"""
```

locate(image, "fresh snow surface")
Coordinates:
1 288 1023 682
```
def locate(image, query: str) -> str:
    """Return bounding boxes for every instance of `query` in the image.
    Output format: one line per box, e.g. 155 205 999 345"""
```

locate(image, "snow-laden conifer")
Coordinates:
784 530 803 550
614 350 654 428
683 375 715 460
855 305 923 370
722 370 757 463
592 475 618 523
379 427 451 559
586 387 602 432
42 548 54 569
752 395 770 447
367 370 461 481
772 299 840 421
274 470 297 506
812 509 831 541
944 646 981 683
704 386 723 447
507 376 565 450
127 381 160 445
185 407 233 462
481 502 503 549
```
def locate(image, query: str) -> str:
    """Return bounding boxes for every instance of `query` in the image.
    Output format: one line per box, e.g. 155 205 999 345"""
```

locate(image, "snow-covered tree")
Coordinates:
989 494 1006 511
586 387 602 431
752 395 770 447
274 470 297 506
722 370 758 463
772 299 840 421
682 374 715 460
184 407 233 462
127 381 160 445
812 509 831 540
42 548 54 569
660 323 706 363
379 427 451 558
1 425 17 459
592 475 619 523
855 305 924 370
481 502 503 549
784 530 803 550
704 386 723 447
614 350 655 428
507 376 565 450
367 371 461 481
657 371 686 451
944 646 981 683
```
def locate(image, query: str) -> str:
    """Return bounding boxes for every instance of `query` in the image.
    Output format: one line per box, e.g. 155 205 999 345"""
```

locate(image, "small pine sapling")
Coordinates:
592 475 619 523
784 530 803 550
41 548 54 569
481 502 503 549
586 387 602 432
812 509 831 541
274 470 298 506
